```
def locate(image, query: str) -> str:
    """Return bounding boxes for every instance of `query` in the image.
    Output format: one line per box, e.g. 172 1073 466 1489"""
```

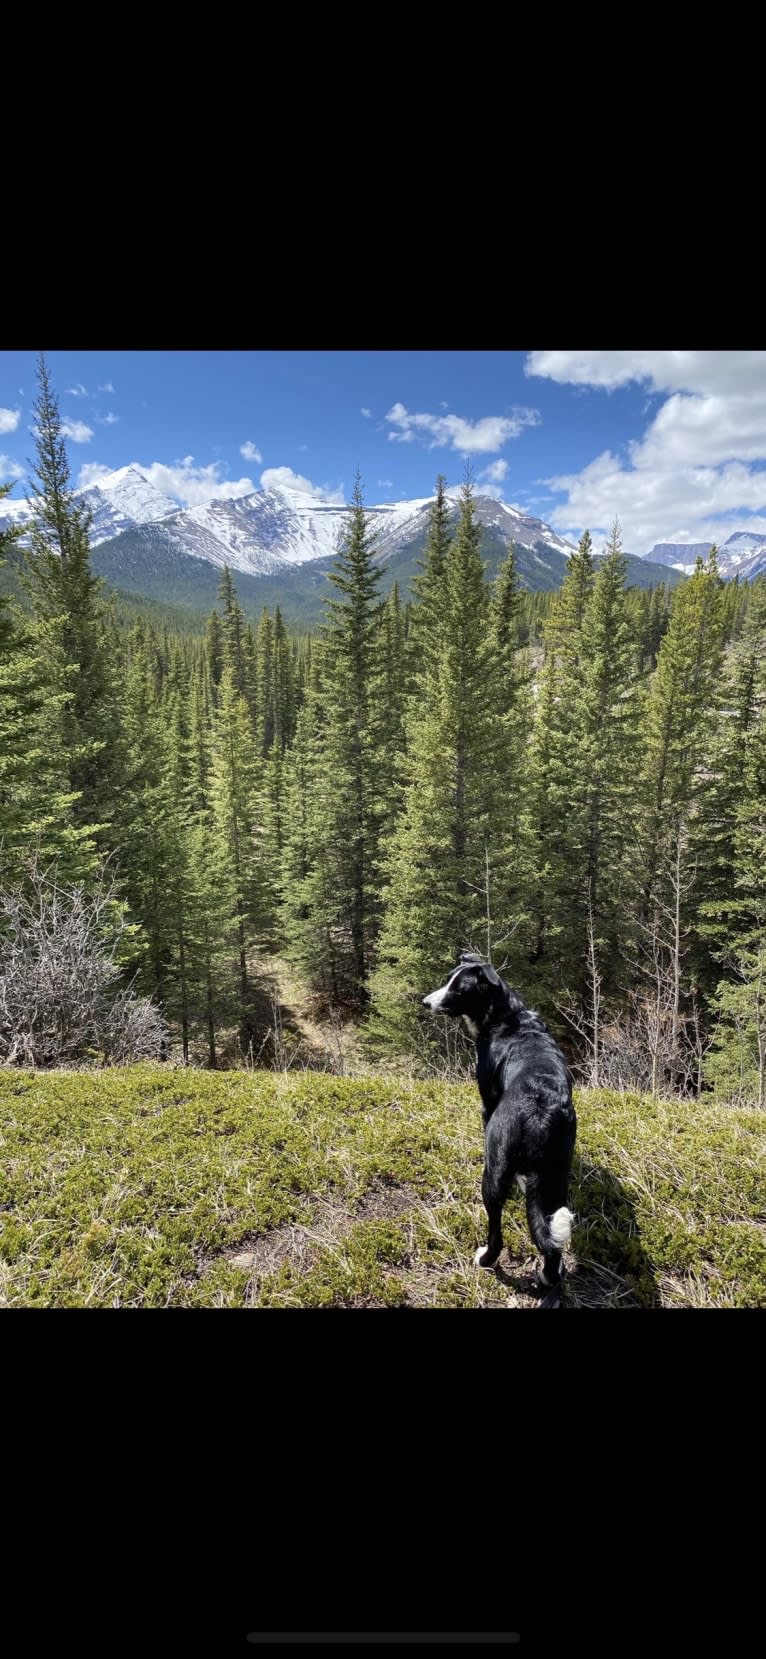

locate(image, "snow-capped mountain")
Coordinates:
645 533 766 582
5 460 761 590
717 531 766 580
0 465 576 577
647 542 714 572
78 465 178 541
0 464 178 544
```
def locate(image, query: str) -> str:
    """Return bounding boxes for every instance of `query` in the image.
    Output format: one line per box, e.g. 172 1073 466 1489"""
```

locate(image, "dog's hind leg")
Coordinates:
474 1163 508 1268
525 1174 573 1307
474 1119 517 1269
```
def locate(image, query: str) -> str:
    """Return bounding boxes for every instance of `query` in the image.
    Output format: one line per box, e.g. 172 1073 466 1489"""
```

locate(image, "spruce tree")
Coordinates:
370 479 500 1051
409 473 452 677
24 354 123 845
377 581 409 845
218 566 248 698
523 530 596 999
641 550 724 914
0 482 96 882
701 582 766 1103
578 522 644 1000
206 610 224 700
209 667 263 1050
256 607 275 756
310 473 384 1002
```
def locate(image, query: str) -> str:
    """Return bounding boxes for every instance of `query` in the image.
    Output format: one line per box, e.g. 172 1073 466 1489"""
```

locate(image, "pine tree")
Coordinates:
23 354 123 845
256 607 275 756
523 530 596 999
279 645 337 993
0 482 96 882
641 549 724 913
701 582 766 1104
635 551 725 1084
206 609 224 700
577 522 644 1000
485 541 535 976
377 581 409 844
696 580 766 962
218 566 248 698
704 627 766 1106
209 667 263 1050
409 473 452 677
308 473 385 1002
272 604 295 750
117 621 176 1005
370 479 501 1051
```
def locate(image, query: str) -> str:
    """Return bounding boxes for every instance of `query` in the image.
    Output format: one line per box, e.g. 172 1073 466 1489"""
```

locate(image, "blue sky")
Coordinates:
2 350 765 554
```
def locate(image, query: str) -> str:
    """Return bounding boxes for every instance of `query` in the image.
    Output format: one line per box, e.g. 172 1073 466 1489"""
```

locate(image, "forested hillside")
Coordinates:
1 359 765 1108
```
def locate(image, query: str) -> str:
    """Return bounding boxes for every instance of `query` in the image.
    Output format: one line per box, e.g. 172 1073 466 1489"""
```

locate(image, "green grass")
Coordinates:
0 1068 763 1308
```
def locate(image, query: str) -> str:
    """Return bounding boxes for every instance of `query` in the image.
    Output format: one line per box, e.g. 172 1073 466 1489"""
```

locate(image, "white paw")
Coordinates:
474 1246 493 1268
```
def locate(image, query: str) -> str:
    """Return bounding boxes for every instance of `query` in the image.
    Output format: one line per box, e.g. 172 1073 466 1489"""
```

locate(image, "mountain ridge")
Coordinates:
644 533 766 582
1 463 687 626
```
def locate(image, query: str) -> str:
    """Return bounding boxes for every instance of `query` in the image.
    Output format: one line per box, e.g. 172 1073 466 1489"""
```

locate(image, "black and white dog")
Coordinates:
422 952 576 1307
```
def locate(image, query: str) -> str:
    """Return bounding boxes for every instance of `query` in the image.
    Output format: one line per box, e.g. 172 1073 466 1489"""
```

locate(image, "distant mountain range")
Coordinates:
644 533 766 582
0 465 693 626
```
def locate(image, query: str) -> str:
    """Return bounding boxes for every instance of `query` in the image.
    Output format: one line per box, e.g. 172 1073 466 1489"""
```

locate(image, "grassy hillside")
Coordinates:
1 1068 763 1309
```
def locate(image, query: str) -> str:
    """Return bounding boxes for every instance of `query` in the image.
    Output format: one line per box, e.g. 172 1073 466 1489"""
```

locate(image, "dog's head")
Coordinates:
421 952 510 1033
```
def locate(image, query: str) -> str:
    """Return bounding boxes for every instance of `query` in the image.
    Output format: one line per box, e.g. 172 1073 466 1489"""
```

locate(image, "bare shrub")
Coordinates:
0 860 168 1068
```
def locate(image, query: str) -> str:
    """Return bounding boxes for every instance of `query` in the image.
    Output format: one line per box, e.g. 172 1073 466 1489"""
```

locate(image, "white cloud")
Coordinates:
140 456 257 507
61 418 94 443
97 412 119 425
240 440 263 463
479 459 508 484
525 351 766 398
361 407 372 418
475 458 508 499
384 401 539 453
525 351 766 555
77 462 113 489
65 383 88 398
440 401 449 410
98 382 115 394
260 465 345 505
0 454 24 481
0 407 21 434
377 478 393 488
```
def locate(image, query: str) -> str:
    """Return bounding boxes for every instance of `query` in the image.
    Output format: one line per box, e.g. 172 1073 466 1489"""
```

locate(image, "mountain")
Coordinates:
0 467 574 569
1 464 686 627
0 464 178 544
645 532 766 582
648 542 714 571
88 498 682 627
717 532 766 581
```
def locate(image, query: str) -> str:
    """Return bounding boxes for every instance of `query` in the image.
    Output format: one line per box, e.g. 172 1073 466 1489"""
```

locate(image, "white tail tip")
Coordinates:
550 1207 573 1248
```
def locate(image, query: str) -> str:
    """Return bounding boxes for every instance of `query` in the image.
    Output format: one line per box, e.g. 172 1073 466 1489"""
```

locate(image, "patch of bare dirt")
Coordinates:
211 1179 420 1286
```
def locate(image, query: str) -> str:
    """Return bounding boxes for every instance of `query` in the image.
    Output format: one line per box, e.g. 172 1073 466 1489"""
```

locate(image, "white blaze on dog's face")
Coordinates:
422 958 503 1037
421 966 466 1014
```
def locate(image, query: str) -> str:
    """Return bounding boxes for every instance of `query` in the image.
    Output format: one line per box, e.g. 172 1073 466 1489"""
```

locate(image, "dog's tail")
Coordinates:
526 1177 574 1255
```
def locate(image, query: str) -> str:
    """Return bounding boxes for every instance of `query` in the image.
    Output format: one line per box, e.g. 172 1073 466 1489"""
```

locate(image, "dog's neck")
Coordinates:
466 992 523 1042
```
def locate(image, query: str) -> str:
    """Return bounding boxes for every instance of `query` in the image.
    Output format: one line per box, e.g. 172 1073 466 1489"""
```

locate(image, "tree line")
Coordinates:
1 357 764 1104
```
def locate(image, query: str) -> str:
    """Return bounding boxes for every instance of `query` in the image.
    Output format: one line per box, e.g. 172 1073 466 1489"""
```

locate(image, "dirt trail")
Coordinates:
248 952 366 1074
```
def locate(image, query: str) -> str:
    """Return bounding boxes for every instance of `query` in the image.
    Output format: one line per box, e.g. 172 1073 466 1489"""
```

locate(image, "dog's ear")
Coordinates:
459 953 502 989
